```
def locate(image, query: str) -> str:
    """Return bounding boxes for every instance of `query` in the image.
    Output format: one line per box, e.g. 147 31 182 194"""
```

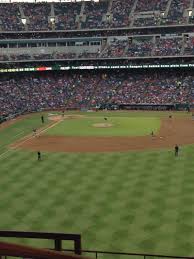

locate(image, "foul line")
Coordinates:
0 119 63 160
0 131 24 150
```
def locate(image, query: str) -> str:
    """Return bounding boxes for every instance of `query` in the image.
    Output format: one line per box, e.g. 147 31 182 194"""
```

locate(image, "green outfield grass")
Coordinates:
0 111 194 257
46 117 160 137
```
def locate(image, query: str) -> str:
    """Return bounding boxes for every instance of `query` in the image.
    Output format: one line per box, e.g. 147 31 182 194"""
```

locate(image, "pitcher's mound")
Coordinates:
93 123 113 128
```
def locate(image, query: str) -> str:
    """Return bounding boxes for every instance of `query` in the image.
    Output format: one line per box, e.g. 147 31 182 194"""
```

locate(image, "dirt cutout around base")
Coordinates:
93 123 113 128
48 114 85 121
12 116 194 153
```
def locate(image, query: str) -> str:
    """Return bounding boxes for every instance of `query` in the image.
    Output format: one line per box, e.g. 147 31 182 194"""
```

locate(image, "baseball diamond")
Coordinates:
1 111 194 257
10 114 194 152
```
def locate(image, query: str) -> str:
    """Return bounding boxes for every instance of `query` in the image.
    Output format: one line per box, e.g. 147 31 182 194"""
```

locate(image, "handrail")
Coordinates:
0 242 88 259
63 249 194 259
0 231 82 254
0 230 80 240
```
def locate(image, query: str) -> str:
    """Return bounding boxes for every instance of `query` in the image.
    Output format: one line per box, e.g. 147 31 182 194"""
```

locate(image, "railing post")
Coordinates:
54 239 62 251
74 236 82 255
95 252 98 259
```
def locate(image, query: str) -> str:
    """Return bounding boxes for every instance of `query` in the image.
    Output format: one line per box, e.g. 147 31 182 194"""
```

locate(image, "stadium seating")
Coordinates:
0 3 24 31
101 38 128 58
163 0 190 25
110 0 135 28
54 2 81 30
81 1 109 29
154 37 183 56
135 0 168 12
22 3 52 31
2 34 194 62
0 0 193 32
1 70 192 116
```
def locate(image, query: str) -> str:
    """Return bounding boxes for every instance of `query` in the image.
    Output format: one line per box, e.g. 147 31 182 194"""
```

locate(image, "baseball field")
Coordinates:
1 111 194 256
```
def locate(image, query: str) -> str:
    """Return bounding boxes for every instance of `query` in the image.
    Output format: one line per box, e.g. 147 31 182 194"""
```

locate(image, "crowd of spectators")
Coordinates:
111 0 135 28
126 38 153 57
54 3 81 31
154 37 183 56
82 1 109 29
1 35 194 62
0 0 193 32
163 0 190 25
135 0 168 12
111 72 192 105
100 38 156 59
22 3 52 31
99 36 183 58
102 38 128 58
1 70 193 116
0 4 24 31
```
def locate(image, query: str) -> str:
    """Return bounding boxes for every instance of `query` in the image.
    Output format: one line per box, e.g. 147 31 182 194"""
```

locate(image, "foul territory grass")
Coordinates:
1 111 194 256
0 113 49 155
46 117 161 137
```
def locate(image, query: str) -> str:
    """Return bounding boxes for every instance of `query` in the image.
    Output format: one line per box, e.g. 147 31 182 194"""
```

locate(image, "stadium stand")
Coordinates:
81 1 109 29
135 0 168 12
54 2 81 30
22 3 52 31
164 0 190 25
0 70 193 116
154 36 183 56
0 3 24 31
0 1 194 112
1 34 194 62
0 0 193 32
110 0 135 28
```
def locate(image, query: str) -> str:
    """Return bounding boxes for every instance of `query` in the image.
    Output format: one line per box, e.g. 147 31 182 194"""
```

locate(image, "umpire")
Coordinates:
37 151 41 161
41 115 44 124
175 145 179 157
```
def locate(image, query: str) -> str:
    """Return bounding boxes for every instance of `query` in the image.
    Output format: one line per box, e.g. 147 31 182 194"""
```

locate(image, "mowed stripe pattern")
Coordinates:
1 147 194 256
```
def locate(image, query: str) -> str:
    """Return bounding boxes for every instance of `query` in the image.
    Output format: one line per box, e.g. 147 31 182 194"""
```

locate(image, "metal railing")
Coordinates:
0 231 82 255
63 249 194 259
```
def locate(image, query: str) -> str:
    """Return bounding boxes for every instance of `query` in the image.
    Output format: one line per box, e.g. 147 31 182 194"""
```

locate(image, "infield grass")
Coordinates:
0 111 194 257
46 117 161 137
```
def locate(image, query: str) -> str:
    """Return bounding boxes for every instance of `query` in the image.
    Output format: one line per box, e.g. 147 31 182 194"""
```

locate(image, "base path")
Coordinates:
12 117 194 153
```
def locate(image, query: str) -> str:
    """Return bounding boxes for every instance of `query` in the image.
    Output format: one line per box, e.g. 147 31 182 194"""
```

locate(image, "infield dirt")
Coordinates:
11 117 194 153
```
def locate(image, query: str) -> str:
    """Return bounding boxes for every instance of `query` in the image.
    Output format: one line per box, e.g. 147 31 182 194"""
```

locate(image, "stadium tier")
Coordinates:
1 34 194 62
1 69 193 116
0 0 194 32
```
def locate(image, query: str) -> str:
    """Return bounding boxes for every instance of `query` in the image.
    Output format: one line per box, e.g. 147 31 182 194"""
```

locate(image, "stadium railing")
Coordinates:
0 231 193 259
0 241 87 259
0 231 81 254
63 249 194 259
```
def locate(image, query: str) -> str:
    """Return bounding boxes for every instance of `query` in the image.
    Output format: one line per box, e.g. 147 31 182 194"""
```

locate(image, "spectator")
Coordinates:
0 70 193 117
